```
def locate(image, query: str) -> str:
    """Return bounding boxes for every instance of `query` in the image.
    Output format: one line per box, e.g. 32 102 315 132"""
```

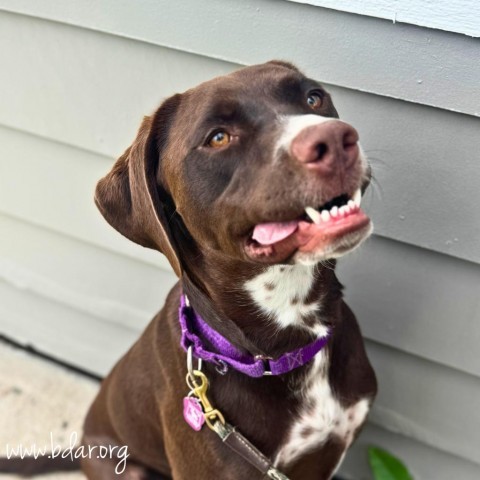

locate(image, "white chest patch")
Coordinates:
244 265 326 334
275 352 370 468
244 264 369 469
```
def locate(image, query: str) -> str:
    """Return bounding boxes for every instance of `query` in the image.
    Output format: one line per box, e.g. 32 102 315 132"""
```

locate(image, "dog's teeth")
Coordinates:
345 205 351 214
320 210 330 222
347 200 356 210
339 206 347 216
305 206 322 224
353 188 362 207
330 206 339 218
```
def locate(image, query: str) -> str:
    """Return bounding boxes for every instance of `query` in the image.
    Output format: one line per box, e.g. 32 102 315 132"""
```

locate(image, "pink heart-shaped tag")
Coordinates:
183 397 205 431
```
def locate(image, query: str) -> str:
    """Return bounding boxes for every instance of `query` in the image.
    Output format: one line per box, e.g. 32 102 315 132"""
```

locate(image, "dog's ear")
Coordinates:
95 95 183 277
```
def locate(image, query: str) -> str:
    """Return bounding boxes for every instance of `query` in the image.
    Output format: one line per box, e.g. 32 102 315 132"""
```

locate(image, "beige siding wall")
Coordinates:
0 1 479 478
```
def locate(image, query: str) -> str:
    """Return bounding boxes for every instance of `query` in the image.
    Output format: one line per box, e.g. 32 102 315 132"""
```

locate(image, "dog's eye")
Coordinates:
307 92 323 110
207 130 231 148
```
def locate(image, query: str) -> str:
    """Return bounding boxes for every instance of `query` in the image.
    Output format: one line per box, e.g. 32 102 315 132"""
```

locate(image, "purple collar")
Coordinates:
179 294 330 378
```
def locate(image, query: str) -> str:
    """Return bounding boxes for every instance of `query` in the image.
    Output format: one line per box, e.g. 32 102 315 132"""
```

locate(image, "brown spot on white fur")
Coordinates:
244 265 327 333
275 351 370 469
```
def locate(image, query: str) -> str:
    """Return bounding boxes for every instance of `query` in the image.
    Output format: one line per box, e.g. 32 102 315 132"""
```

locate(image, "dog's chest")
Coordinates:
244 265 369 469
274 353 370 468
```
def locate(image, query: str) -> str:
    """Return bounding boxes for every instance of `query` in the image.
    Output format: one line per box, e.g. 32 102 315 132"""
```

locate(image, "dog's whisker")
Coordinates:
367 174 385 204
366 156 389 169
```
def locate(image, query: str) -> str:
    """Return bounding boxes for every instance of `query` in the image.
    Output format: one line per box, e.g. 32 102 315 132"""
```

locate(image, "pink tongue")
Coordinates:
252 221 299 246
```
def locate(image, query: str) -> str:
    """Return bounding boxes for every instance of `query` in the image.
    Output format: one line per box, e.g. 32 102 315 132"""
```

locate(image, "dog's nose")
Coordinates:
290 121 359 174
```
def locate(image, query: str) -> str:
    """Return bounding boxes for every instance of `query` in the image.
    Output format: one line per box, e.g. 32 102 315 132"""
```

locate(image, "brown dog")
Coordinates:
83 61 377 480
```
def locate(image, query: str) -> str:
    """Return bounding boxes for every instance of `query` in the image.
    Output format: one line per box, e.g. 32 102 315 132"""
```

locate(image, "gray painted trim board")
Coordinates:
286 0 480 38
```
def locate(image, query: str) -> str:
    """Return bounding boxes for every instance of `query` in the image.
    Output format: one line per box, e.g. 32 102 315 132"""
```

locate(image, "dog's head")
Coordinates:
95 61 372 277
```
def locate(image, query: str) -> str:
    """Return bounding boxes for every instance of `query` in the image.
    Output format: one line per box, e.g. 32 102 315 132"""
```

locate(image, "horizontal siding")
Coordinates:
0 213 177 375
0 279 137 376
1 12 479 264
0 280 138 375
0 10 235 159
0 0 479 117
0 125 169 270
367 340 480 464
0 214 177 332
337 237 480 377
286 0 480 37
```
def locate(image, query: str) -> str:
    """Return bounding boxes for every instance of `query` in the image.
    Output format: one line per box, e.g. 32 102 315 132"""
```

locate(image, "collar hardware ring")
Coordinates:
187 345 202 377
215 359 229 375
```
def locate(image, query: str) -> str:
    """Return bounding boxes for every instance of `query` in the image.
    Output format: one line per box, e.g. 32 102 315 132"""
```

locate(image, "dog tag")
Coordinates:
183 396 205 431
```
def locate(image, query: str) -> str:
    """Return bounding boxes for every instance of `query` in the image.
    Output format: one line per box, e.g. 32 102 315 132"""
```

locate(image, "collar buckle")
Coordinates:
255 355 273 376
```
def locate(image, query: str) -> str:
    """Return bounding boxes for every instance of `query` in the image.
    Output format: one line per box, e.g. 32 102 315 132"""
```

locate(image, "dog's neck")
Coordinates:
181 255 343 358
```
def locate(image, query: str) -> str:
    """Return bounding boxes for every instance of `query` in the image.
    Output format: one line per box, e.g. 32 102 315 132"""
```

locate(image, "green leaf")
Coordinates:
368 446 414 480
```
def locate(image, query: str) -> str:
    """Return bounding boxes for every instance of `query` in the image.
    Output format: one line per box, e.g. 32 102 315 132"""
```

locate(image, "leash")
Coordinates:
184 349 290 480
